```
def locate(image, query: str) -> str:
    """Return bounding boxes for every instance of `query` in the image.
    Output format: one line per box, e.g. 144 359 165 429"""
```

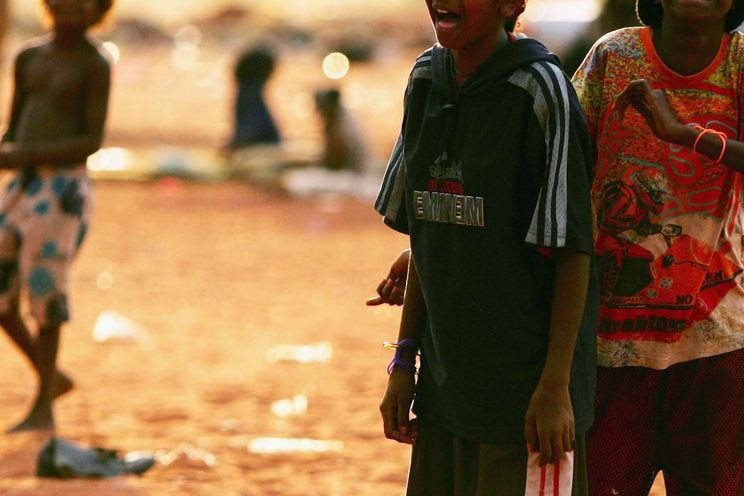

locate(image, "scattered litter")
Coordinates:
280 167 381 198
228 141 319 182
87 147 133 173
155 443 217 468
96 271 115 290
37 437 156 479
219 418 240 432
86 146 227 181
92 311 149 343
248 437 344 454
265 342 333 364
270 395 308 418
152 147 223 181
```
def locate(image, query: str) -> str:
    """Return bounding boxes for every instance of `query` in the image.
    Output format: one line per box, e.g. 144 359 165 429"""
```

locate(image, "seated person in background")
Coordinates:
314 88 367 172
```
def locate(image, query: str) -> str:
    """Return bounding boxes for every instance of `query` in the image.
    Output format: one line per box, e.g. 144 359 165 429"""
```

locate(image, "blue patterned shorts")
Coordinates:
0 165 92 327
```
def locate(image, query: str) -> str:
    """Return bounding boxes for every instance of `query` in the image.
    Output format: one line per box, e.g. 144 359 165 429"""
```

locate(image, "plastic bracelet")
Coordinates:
692 124 727 164
386 354 417 374
383 338 419 374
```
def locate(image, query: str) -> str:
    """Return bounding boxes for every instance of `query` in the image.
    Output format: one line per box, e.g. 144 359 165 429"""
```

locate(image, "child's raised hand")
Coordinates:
366 249 410 306
612 79 683 143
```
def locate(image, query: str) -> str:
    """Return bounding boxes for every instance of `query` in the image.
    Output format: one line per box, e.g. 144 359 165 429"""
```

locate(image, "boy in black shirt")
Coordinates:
375 0 597 493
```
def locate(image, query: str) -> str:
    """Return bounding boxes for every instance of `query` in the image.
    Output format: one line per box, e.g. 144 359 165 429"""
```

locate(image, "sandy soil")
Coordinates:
0 180 412 495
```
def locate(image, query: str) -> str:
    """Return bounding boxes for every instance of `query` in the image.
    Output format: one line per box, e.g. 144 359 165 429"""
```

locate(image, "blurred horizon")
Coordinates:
7 0 602 28
0 0 604 179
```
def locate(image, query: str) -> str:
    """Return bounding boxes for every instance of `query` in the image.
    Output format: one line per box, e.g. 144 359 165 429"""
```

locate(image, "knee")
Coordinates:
0 305 22 326
43 294 69 329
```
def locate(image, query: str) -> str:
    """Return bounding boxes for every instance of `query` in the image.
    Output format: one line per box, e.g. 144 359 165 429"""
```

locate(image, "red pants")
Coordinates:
587 349 744 495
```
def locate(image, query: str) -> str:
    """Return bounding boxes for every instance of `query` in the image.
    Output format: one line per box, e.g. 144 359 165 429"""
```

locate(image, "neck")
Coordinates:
453 63 475 78
451 29 509 80
652 22 725 75
52 27 88 49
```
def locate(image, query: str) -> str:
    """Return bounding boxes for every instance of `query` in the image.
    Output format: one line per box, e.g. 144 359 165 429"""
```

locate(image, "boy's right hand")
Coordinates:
366 249 410 306
523 382 575 465
379 368 417 444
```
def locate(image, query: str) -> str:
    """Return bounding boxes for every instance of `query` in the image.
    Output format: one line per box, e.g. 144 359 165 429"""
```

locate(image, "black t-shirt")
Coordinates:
375 39 597 443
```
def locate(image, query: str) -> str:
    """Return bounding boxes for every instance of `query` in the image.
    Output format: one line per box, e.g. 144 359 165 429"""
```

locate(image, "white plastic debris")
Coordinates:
264 342 333 364
270 395 308 418
155 443 217 468
92 311 149 343
248 437 344 454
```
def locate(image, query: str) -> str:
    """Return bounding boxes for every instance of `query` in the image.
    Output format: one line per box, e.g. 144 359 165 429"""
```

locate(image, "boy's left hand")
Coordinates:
366 249 410 306
524 382 575 466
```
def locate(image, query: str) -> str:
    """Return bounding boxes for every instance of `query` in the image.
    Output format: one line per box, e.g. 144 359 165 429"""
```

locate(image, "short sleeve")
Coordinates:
374 132 409 234
519 62 594 254
571 38 609 142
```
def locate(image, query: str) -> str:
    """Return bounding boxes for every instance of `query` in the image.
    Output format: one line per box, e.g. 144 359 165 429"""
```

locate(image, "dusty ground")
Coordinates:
0 179 667 495
0 180 411 495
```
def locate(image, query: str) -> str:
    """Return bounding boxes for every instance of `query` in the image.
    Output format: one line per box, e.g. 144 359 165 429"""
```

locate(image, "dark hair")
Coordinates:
42 0 115 24
637 0 744 32
234 47 276 84
97 0 114 15
505 0 527 32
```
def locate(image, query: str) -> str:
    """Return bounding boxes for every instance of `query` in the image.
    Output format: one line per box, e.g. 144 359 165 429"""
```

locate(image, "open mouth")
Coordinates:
435 9 461 30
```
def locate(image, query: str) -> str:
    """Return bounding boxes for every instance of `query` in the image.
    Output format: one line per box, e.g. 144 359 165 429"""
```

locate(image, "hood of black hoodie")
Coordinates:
429 38 561 98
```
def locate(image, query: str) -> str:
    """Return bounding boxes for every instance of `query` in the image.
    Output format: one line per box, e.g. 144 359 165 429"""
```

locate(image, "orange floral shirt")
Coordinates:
573 27 744 369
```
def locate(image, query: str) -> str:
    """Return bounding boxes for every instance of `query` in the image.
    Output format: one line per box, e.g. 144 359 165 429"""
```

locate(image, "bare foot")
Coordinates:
52 371 74 399
6 372 71 432
7 406 54 433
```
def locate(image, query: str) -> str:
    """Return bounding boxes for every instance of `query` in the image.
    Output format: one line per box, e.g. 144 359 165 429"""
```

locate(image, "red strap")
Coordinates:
553 459 561 496
540 464 547 494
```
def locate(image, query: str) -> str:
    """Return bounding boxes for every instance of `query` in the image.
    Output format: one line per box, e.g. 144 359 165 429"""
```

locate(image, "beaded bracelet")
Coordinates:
692 124 727 164
383 338 419 374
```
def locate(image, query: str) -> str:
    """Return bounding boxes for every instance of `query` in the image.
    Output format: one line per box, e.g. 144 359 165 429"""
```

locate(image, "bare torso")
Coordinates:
3 35 110 167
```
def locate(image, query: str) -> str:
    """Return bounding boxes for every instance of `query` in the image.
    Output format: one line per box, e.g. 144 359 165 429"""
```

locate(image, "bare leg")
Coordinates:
7 322 61 432
0 312 73 399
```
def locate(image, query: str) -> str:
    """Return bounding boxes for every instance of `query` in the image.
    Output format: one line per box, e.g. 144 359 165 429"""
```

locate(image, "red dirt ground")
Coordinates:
0 180 411 495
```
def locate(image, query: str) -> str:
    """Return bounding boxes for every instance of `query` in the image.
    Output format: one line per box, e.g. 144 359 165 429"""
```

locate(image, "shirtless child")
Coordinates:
0 0 113 432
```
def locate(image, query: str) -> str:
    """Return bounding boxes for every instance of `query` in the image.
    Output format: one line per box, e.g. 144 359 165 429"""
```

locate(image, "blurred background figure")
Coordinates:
314 87 367 172
224 45 280 156
559 0 639 76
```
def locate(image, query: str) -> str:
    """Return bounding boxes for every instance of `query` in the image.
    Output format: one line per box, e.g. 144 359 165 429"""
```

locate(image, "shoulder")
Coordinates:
408 46 434 82
726 30 744 58
14 36 51 65
591 26 645 57
508 59 572 100
83 38 113 71
573 27 646 83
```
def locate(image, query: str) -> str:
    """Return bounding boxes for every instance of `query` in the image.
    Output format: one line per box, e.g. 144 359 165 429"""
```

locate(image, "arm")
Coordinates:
1 50 30 144
524 249 589 465
613 79 744 171
379 251 424 444
366 249 410 306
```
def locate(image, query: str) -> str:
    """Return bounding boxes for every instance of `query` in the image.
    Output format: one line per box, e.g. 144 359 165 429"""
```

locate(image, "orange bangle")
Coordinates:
692 124 727 164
